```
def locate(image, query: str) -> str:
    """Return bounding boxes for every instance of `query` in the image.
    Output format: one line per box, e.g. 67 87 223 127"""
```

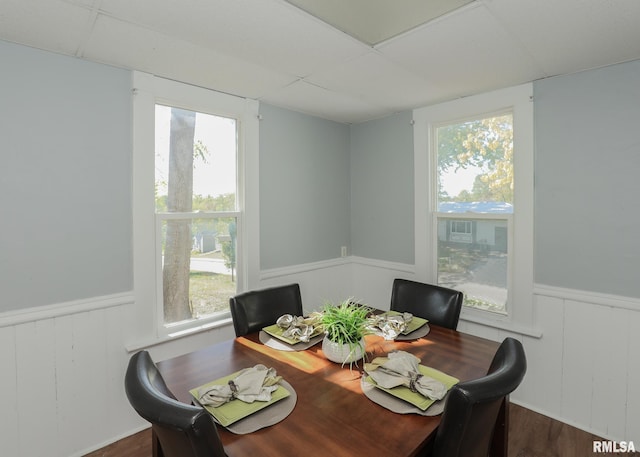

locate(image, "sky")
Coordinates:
155 105 237 197
440 165 480 197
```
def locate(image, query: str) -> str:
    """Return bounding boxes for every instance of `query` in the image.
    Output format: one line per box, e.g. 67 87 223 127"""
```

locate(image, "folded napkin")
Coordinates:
276 314 319 343
365 351 447 400
367 312 413 340
197 364 283 408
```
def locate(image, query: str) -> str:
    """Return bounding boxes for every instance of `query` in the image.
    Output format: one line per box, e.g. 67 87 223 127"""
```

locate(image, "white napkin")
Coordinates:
367 312 413 340
276 314 318 342
365 351 447 400
197 364 282 408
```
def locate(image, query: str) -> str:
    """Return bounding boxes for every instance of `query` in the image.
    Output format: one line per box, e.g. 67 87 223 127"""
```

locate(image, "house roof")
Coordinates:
438 201 513 214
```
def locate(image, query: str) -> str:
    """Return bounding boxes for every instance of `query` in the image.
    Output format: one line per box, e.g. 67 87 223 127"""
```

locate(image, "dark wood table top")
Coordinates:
157 325 499 457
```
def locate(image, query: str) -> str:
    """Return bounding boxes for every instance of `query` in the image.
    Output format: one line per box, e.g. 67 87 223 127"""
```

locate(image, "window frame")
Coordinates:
132 72 259 343
413 84 534 332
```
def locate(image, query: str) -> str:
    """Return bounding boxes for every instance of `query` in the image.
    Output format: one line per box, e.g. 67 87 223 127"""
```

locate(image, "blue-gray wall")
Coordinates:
3 37 640 313
258 104 351 269
350 111 415 264
534 60 640 297
0 41 132 312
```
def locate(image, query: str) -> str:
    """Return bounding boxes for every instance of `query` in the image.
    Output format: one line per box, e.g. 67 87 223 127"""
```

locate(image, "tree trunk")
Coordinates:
163 108 195 323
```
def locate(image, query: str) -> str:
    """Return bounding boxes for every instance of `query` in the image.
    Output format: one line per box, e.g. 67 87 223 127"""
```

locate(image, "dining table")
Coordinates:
156 322 503 457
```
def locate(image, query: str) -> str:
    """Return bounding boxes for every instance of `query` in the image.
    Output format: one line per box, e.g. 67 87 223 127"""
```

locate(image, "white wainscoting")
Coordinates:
2 260 638 456
0 294 144 457
459 287 640 443
260 257 354 312
350 256 416 310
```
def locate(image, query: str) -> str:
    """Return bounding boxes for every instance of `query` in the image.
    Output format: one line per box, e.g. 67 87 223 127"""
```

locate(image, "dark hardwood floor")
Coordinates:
508 404 639 457
84 404 639 457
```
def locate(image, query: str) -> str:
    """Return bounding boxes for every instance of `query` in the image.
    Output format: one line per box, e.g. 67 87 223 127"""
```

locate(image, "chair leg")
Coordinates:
490 396 509 457
152 429 164 457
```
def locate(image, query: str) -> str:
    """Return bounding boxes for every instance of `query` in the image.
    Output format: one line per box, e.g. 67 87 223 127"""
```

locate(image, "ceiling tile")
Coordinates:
0 0 94 55
378 3 544 99
284 0 474 45
62 0 98 7
83 14 296 99
98 0 370 77
261 80 393 124
485 0 640 75
306 51 445 112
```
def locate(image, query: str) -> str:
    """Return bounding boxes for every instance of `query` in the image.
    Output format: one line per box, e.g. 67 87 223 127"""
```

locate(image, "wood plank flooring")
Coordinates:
508 405 639 457
84 404 638 457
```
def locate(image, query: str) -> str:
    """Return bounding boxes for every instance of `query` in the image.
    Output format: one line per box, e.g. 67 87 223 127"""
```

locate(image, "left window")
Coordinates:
133 72 259 340
155 105 239 326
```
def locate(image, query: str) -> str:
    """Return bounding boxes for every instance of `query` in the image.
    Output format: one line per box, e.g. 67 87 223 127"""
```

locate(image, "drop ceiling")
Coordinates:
284 0 475 45
2 0 640 123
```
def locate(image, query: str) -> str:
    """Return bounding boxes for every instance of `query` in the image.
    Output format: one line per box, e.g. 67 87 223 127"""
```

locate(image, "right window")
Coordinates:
413 84 534 330
435 113 513 314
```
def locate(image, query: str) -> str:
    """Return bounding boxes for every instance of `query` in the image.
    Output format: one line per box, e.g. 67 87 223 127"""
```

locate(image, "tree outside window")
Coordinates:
155 105 239 325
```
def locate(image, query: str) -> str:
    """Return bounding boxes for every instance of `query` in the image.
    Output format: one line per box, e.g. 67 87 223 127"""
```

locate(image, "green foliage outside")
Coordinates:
437 114 513 204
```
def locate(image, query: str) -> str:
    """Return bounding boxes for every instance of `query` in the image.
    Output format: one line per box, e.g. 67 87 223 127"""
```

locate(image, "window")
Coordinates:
155 105 239 326
413 84 534 330
435 113 513 314
133 72 259 341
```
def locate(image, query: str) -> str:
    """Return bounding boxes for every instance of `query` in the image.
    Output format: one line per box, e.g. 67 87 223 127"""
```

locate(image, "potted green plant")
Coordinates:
320 299 372 367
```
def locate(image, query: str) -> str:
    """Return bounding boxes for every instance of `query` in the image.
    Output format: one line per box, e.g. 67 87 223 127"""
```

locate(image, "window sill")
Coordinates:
126 316 233 353
460 313 542 339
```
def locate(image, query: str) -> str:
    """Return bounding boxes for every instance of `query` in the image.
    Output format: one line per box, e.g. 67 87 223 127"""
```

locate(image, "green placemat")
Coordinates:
190 371 290 427
364 365 458 411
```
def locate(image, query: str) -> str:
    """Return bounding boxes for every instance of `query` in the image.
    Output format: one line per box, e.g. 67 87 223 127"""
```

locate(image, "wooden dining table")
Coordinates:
157 324 503 457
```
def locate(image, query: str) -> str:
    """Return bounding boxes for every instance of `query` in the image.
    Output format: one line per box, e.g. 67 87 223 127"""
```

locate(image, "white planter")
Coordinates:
322 336 365 365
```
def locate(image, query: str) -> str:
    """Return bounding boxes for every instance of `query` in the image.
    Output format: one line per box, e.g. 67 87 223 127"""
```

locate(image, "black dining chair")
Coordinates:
125 351 228 457
425 337 527 457
390 278 464 330
229 283 304 337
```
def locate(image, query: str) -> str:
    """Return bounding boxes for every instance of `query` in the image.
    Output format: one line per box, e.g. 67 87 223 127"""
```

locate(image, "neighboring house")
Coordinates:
193 230 217 253
437 201 512 252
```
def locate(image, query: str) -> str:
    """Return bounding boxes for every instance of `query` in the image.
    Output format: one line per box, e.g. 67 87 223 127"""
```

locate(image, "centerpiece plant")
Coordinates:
320 299 372 367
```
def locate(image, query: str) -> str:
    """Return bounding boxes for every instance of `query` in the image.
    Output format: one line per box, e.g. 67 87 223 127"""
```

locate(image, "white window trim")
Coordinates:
131 71 259 344
413 83 535 332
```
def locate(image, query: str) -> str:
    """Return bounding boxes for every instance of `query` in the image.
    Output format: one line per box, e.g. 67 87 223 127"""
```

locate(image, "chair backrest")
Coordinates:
390 278 464 329
124 351 227 457
431 337 527 457
229 283 303 337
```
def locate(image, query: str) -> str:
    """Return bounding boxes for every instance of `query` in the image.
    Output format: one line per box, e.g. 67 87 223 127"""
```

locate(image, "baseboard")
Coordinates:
71 424 150 457
511 399 623 442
